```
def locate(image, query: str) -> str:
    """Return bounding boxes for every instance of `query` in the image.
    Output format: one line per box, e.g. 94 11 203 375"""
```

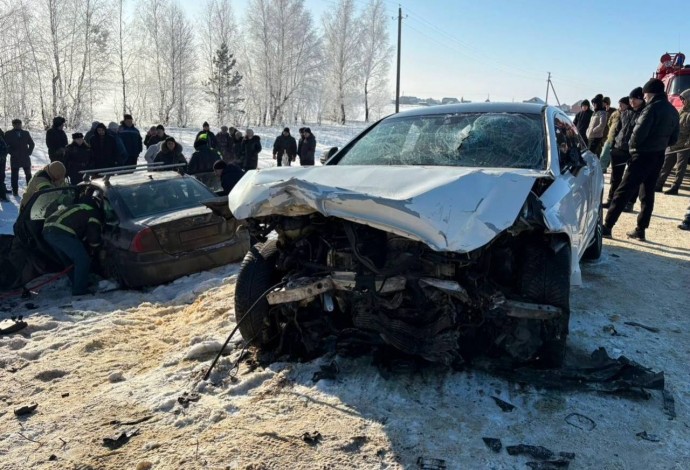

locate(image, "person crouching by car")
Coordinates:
20 161 67 211
154 137 187 171
64 133 93 185
188 134 221 175
42 195 104 296
213 160 244 196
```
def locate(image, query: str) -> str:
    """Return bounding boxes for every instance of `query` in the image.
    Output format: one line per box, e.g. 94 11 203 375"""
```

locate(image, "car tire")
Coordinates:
582 204 603 261
519 242 571 367
234 240 281 346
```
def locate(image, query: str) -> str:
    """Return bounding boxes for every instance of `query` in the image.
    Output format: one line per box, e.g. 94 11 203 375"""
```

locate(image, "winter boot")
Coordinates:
626 227 645 241
664 187 679 195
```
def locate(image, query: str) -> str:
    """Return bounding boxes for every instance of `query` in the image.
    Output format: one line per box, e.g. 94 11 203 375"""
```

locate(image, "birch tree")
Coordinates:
358 0 392 122
322 0 362 124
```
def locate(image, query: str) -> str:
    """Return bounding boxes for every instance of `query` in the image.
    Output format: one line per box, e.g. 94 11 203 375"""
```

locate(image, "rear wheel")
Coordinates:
234 240 281 346
519 242 571 367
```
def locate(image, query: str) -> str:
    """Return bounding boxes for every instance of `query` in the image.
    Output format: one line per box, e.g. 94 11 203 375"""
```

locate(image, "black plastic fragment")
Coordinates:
526 460 570 469
14 403 38 416
564 413 596 431
506 445 554 460
482 437 502 453
177 392 200 407
302 431 322 446
102 428 140 449
636 431 660 442
48 455 57 461
416 457 447 469
491 396 516 412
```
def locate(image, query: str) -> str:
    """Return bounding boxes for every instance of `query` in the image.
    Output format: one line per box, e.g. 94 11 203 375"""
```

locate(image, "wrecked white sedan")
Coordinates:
228 103 604 367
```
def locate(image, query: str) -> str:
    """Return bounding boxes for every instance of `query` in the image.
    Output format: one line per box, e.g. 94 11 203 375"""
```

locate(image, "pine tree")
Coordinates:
204 42 243 124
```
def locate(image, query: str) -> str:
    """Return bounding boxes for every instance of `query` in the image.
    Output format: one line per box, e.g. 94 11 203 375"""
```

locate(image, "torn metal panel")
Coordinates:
229 166 543 253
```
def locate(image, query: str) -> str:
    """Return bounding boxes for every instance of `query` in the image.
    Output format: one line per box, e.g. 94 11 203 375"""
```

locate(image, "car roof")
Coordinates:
392 102 548 118
90 170 187 188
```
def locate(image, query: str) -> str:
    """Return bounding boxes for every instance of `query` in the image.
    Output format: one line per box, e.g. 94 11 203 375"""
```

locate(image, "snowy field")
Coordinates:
0 126 689 469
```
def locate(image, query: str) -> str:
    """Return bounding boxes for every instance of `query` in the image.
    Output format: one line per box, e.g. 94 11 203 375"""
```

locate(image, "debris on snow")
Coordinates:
636 431 661 442
491 395 516 412
102 428 140 449
14 402 38 417
108 371 125 383
482 437 502 453
302 431 323 446
416 456 447 469
185 340 223 360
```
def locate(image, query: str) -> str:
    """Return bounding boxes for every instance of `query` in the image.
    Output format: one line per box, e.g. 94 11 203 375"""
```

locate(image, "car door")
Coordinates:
16 186 80 264
540 112 595 263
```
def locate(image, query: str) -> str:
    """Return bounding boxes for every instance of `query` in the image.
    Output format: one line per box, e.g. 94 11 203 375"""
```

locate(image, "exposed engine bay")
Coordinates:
237 207 570 367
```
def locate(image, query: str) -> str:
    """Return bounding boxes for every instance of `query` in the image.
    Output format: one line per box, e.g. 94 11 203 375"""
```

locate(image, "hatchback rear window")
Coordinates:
115 178 215 218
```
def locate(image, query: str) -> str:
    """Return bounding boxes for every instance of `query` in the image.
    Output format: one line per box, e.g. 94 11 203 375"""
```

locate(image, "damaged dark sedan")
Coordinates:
228 103 604 367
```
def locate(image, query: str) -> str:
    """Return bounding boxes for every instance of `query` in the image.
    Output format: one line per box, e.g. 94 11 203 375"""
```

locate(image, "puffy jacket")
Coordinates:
605 109 622 144
298 134 316 164
118 124 143 158
629 93 680 154
241 136 262 170
20 167 67 209
107 123 128 163
43 203 102 248
273 133 297 161
586 110 607 139
670 89 690 151
46 117 68 162
4 128 34 167
188 146 221 174
219 163 245 196
64 142 93 184
154 142 187 170
614 105 644 152
216 131 232 154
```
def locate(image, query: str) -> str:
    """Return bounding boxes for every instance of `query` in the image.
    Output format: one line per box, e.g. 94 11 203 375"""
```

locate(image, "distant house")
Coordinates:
442 97 459 104
557 103 572 113
460 96 471 103
398 96 421 105
571 99 585 114
523 97 545 104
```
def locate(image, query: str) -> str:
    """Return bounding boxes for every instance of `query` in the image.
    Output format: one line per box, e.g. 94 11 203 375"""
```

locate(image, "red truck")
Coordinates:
655 52 690 111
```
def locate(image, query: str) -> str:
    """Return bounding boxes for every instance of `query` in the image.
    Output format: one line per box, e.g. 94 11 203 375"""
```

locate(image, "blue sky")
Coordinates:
186 0 690 106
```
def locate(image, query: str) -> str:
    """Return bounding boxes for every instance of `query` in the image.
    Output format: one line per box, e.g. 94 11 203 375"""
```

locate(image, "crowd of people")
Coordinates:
573 78 689 237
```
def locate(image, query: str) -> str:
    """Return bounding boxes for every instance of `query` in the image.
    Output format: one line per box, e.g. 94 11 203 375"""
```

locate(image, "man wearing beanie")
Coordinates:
20 161 67 210
46 116 68 163
118 114 143 166
195 121 218 149
603 78 680 241
573 99 593 145
272 127 297 166
64 132 93 184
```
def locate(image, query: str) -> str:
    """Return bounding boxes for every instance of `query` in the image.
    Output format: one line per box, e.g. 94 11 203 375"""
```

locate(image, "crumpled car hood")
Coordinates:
228 166 545 252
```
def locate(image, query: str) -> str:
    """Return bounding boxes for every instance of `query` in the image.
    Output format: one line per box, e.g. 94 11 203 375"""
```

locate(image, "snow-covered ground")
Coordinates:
1 128 690 469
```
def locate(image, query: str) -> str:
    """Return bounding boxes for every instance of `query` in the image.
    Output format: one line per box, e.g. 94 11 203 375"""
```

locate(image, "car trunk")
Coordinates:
136 207 234 255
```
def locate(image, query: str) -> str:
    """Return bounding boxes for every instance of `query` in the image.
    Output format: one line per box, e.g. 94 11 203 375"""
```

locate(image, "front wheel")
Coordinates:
234 240 281 346
518 242 571 367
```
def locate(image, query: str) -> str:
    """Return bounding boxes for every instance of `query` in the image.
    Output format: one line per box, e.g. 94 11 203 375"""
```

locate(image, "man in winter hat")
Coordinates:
64 132 93 184
4 119 35 197
195 121 217 149
273 127 297 167
20 161 67 209
603 78 680 241
118 114 143 166
46 116 68 163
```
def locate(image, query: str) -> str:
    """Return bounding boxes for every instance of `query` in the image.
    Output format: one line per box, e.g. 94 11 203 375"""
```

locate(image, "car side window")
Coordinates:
554 115 583 173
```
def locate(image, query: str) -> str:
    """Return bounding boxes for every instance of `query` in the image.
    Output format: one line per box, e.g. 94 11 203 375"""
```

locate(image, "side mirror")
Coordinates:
320 147 338 165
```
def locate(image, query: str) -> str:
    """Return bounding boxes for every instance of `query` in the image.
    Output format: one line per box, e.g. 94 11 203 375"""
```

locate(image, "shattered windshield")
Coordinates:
115 178 215 218
337 112 546 169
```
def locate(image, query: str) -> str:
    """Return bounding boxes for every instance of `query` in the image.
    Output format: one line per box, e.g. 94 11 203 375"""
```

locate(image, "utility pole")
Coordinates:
545 72 551 104
395 6 404 113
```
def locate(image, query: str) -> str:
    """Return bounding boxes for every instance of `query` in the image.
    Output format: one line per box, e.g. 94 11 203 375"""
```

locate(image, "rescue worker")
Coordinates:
213 160 245 196
41 195 103 296
188 134 221 175
63 133 93 184
272 127 297 166
603 78 680 241
20 161 67 210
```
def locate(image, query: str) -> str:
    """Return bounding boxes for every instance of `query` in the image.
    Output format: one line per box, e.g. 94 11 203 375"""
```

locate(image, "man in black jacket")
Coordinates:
145 125 168 148
89 123 119 170
272 127 297 166
213 160 244 195
297 127 316 166
241 129 262 171
4 119 35 197
42 195 103 295
195 122 218 149
188 134 221 174
603 78 680 241
118 114 143 166
46 116 68 163
573 100 593 146
0 128 7 201
64 133 93 184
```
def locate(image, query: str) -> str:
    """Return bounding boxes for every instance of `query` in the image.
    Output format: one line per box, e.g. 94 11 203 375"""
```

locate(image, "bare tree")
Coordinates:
322 0 362 124
358 0 392 122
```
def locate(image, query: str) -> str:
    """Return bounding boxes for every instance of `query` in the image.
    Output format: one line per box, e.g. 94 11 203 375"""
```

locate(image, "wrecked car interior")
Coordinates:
228 104 604 368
